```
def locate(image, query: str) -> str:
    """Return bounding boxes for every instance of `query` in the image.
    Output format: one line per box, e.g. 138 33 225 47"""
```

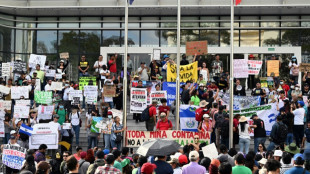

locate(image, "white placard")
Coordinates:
84 86 98 97
55 73 63 79
51 82 63 91
248 60 263 75
111 109 123 124
29 54 46 70
0 101 11 111
202 143 218 159
68 90 83 101
45 69 56 77
130 88 148 113
233 59 249 78
150 91 167 105
15 100 31 106
37 105 54 120
153 49 161 60
59 52 69 59
29 123 59 149
62 123 71 129
11 86 29 99
0 85 11 94
35 79 41 91
13 105 30 119
2 63 11 77
0 119 4 137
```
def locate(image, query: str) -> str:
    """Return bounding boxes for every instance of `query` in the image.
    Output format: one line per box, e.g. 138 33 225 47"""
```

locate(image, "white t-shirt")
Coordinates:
100 69 110 80
49 121 61 131
45 84 53 91
293 108 305 125
94 60 106 72
70 112 81 126
200 69 208 82
63 87 74 101
288 62 297 75
137 67 148 81
239 123 251 139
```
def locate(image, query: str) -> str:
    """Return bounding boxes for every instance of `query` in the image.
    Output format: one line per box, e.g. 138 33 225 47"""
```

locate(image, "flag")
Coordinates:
235 0 242 5
19 123 33 136
180 105 199 132
129 0 134 5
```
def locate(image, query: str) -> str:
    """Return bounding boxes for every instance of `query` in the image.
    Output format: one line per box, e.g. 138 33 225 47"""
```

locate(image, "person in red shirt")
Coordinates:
280 79 290 96
108 54 118 78
233 114 241 148
146 100 157 131
156 113 173 131
158 98 170 119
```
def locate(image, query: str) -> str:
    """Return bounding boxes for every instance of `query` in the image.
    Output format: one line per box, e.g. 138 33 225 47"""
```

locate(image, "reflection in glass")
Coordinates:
141 30 160 47
240 16 259 28
161 17 177 28
102 30 121 47
220 16 239 27
301 16 310 27
58 30 79 53
220 30 239 47
261 30 280 47
16 30 35 53
0 26 14 52
0 14 14 26
181 17 199 27
79 30 101 53
59 17 79 28
161 30 177 47
200 30 219 47
37 17 57 28
200 16 219 27
81 17 101 28
300 30 310 54
281 30 300 46
121 17 140 28
281 16 299 27
240 30 259 47
121 30 140 47
37 31 57 53
141 17 159 28
181 30 199 46
103 17 120 28
16 17 36 28
261 16 280 28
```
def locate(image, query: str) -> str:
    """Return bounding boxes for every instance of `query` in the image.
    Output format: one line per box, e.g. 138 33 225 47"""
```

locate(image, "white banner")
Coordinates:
130 88 148 114
248 60 263 75
234 59 249 78
0 101 11 111
29 123 59 149
0 85 10 94
15 100 31 106
13 105 30 119
153 49 161 60
0 118 4 137
11 86 29 99
29 54 46 70
150 91 167 105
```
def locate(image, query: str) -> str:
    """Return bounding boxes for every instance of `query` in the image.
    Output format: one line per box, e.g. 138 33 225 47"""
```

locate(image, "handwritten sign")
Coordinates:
202 143 218 159
153 49 161 60
29 54 46 70
2 145 27 170
46 69 56 77
79 77 97 90
0 101 11 111
267 60 280 77
13 105 30 119
167 62 198 82
0 85 11 94
51 82 63 91
30 123 59 149
68 90 83 101
299 63 310 72
248 60 263 75
186 41 208 56
15 100 31 106
13 61 27 74
59 52 69 59
34 91 52 104
2 63 11 77
103 85 116 98
234 59 249 78
11 86 29 99
37 105 54 120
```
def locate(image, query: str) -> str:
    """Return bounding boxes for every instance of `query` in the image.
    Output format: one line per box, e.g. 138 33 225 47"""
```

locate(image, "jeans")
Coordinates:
107 102 113 109
3 133 10 144
286 133 294 145
72 125 80 146
221 138 229 149
267 141 278 151
293 125 304 147
79 72 89 77
254 137 266 153
88 136 98 149
239 138 250 154
104 134 112 150
110 136 122 151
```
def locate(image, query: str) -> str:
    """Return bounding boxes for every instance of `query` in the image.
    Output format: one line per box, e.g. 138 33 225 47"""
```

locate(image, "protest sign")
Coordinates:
29 54 46 70
91 117 103 133
45 69 56 77
59 52 69 59
0 85 11 94
68 90 83 101
2 145 27 170
299 63 310 72
126 130 210 147
2 62 11 76
130 88 148 113
132 81 159 104
35 79 41 91
29 123 59 149
248 60 263 75
260 77 268 88
103 85 116 97
51 82 63 91
110 109 123 123
153 49 161 60
267 77 274 88
167 61 198 82
163 82 177 106
11 86 29 99
55 73 63 79
34 91 53 104
79 77 97 90
0 100 11 111
202 143 218 159
186 41 208 56
233 59 249 78
0 118 4 137
62 123 71 129
220 93 261 110
15 100 31 106
84 86 98 104
150 91 167 105
72 97 80 105
13 61 27 74
13 105 30 119
37 105 54 120
267 60 280 76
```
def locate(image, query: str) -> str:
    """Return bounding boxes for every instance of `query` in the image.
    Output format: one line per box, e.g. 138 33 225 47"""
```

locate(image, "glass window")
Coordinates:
58 30 79 53
13 54 29 62
281 16 299 27
80 17 101 28
200 30 219 47
37 17 57 28
220 16 239 27
240 16 259 28
121 30 140 47
59 17 79 28
220 30 239 47
181 30 199 46
121 17 140 28
103 17 120 28
161 30 177 47
301 16 310 27
240 30 259 47
0 52 14 62
102 30 121 47
200 16 219 27
141 17 159 28
281 30 300 46
36 31 57 53
301 30 310 54
0 26 14 52
181 17 199 27
16 17 36 28
261 16 280 27
16 30 35 53
0 14 14 26
161 17 177 28
261 30 280 47
141 30 159 47
79 30 101 53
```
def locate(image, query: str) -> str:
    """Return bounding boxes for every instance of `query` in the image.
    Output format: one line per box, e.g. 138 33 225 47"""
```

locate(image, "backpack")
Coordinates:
274 122 288 144
215 112 225 128
141 106 151 122
220 120 229 138
69 112 82 127
90 163 99 174
292 67 299 76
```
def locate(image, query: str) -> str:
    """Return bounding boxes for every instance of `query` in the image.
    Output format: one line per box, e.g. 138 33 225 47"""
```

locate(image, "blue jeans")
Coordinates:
104 134 112 150
110 135 122 151
107 102 114 109
3 133 10 144
239 138 250 154
286 133 294 145
267 141 278 151
72 125 80 146
254 137 266 153
79 72 89 77
88 136 98 149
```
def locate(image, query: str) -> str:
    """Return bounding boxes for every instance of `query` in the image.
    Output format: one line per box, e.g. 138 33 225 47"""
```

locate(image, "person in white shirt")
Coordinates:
44 79 53 91
100 65 110 84
69 105 82 147
93 55 105 73
238 116 251 154
49 114 61 141
137 62 149 81
291 100 306 148
63 81 74 112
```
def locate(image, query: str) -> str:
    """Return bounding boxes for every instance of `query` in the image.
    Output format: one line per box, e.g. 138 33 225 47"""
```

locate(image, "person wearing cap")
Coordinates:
274 150 283 162
95 153 121 174
57 58 69 74
267 115 287 151
291 84 302 99
156 112 173 131
168 156 182 174
86 151 105 174
182 150 206 174
198 114 212 133
78 151 90 174
145 100 158 131
238 116 251 154
234 79 246 96
141 163 157 174
250 114 266 153
291 100 306 147
285 153 310 174
289 56 299 84
137 61 149 81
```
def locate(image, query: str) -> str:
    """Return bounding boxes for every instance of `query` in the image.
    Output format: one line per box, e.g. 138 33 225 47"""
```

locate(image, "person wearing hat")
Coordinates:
137 61 149 81
168 156 182 174
198 114 212 133
195 100 209 122
78 151 90 174
156 112 173 131
141 163 157 174
57 58 68 74
267 115 287 151
238 116 251 154
178 154 188 167
273 150 283 162
182 150 207 174
285 153 310 174
145 100 158 131
285 143 300 155
291 100 305 147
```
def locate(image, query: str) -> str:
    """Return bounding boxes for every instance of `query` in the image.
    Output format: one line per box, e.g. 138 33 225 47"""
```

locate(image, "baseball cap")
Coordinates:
178 154 188 165
53 114 60 119
60 60 65 63
141 163 157 174
10 130 16 135
298 100 305 107
103 149 110 155
163 55 169 58
203 114 210 118
10 135 15 139
189 151 199 161
293 153 304 161
80 151 87 159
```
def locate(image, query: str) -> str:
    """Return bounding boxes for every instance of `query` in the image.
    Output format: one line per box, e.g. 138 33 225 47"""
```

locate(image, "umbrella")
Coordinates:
136 139 181 156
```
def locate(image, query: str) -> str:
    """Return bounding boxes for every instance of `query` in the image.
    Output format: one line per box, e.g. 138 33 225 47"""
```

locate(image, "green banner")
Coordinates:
79 77 97 90
34 91 53 104
91 117 103 133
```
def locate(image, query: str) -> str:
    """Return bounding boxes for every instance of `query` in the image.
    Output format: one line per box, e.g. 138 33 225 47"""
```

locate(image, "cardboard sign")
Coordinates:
248 60 263 75
13 61 27 74
167 61 198 82
130 88 148 113
126 130 210 147
11 86 29 99
0 100 11 111
79 77 97 90
267 60 280 77
13 105 30 119
29 123 59 149
0 85 11 94
186 41 208 56
2 145 27 170
299 63 310 72
46 69 56 77
2 62 11 77
150 91 167 105
34 91 53 104
153 49 161 60
59 52 69 59
103 85 116 98
29 54 46 70
51 82 63 91
234 59 249 78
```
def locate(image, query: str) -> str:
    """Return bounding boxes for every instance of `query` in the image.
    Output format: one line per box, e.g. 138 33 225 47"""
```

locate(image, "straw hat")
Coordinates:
199 100 208 108
239 116 248 122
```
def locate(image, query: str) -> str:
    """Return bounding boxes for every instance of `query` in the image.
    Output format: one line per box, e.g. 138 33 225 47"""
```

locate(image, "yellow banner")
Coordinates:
167 61 198 82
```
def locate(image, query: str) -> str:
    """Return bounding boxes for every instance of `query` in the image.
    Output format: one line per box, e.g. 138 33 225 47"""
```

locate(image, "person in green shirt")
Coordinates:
32 64 45 83
112 149 123 171
54 103 67 125
232 153 252 174
190 89 200 106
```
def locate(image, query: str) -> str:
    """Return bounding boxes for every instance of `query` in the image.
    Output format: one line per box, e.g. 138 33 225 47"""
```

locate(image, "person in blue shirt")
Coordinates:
284 153 310 174
153 156 173 174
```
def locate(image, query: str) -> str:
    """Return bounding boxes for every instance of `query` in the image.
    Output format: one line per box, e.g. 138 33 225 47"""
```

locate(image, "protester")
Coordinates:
34 144 47 163
87 151 105 174
69 105 82 147
168 156 182 174
292 100 306 147
78 55 90 77
251 114 266 153
66 155 80 174
35 161 50 174
95 153 121 174
267 115 287 151
111 116 125 150
145 100 157 131
79 151 91 174
182 151 206 174
74 146 83 161
156 112 173 131
284 153 310 174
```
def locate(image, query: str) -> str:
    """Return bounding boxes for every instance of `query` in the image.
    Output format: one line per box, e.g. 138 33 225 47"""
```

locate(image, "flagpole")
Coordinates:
176 0 181 130
123 0 128 146
229 0 235 149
